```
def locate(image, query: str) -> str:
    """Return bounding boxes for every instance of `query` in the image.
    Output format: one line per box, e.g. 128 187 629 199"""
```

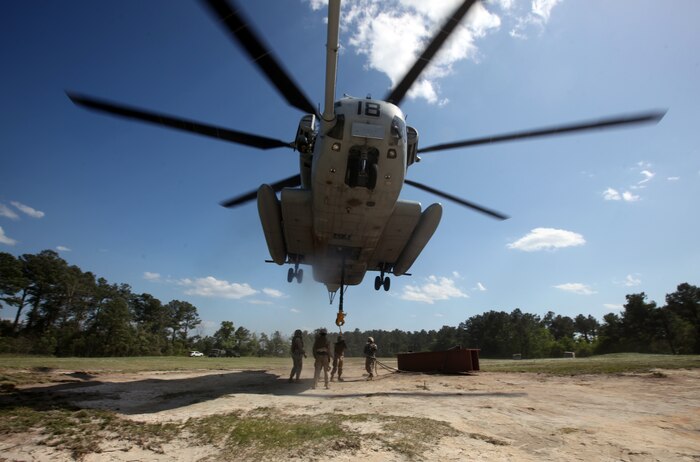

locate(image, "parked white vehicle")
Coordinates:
189 351 204 357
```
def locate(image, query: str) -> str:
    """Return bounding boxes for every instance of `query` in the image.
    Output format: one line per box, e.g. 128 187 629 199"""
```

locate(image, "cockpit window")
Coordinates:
390 115 406 146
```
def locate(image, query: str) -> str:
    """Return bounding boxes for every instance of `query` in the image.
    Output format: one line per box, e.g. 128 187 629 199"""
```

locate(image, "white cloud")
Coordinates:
623 274 641 287
532 0 561 22
621 191 640 202
634 169 655 189
290 308 301 313
306 0 327 10
143 272 161 281
178 276 258 299
0 226 17 246
400 275 468 304
603 303 622 310
603 187 621 201
493 0 515 10
510 0 562 38
262 288 285 298
554 283 597 295
507 227 585 252
249 300 274 305
0 204 19 220
305 1 563 103
667 176 680 181
602 187 639 202
476 282 487 291
324 0 511 104
11 201 44 219
56 246 71 252
638 169 655 183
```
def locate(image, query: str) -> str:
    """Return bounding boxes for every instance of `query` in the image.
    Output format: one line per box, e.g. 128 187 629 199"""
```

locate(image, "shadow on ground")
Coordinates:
1 369 526 415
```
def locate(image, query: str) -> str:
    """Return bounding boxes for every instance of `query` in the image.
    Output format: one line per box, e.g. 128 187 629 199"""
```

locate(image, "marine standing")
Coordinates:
288 329 306 383
330 334 347 382
364 336 378 380
312 328 331 389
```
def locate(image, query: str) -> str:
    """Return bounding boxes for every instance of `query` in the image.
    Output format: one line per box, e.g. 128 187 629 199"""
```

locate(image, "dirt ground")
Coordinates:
2 359 699 461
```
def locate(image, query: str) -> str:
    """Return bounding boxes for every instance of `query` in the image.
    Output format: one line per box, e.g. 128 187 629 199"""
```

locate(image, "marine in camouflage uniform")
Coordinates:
288 329 305 383
364 336 378 380
312 328 331 389
330 334 347 382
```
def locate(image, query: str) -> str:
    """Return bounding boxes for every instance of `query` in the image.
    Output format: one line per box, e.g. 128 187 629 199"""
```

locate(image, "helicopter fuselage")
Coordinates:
257 96 442 293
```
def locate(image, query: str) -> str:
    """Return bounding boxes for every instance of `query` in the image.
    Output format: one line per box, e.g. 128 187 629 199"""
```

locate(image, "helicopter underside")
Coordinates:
258 185 441 293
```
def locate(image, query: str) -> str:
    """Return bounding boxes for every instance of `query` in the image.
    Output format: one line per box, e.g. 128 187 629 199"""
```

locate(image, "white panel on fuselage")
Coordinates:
368 200 422 270
351 122 385 139
280 189 314 262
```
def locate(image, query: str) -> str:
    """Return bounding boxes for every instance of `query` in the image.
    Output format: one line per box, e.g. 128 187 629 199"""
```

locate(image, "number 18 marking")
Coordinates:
357 101 381 117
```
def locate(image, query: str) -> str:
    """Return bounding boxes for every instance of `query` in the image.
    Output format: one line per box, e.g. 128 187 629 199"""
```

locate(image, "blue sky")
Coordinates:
2 0 698 336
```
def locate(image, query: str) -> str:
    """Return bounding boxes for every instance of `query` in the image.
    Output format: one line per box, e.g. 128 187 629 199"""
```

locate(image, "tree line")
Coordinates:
1 251 698 357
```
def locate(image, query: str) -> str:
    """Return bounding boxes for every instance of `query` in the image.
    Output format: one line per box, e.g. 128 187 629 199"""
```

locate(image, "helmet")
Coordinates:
368 336 374 343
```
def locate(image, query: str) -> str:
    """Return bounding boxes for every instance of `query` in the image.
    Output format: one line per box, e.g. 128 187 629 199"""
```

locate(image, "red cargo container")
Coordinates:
396 346 480 373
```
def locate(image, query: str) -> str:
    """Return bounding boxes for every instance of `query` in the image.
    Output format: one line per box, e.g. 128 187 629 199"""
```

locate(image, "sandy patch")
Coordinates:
2 359 699 461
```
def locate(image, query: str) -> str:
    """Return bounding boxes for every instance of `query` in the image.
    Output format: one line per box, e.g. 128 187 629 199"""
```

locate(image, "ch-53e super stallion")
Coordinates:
68 0 664 325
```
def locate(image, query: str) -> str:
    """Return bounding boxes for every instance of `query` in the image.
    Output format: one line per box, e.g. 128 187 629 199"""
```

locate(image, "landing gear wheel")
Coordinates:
383 276 391 292
374 275 382 291
296 268 304 283
287 267 294 283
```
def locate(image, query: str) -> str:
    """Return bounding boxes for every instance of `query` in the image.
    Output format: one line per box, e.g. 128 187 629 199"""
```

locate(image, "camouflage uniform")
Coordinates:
289 329 305 382
312 329 331 389
364 336 378 379
330 335 347 382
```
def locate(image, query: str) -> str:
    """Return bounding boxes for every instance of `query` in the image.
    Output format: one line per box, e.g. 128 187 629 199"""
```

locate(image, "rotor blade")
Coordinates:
220 174 301 208
385 0 478 106
202 0 317 115
404 179 509 220
418 110 666 154
67 92 293 150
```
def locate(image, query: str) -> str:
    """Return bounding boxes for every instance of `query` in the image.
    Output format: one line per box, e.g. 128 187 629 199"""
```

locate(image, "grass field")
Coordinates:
0 355 292 373
481 353 700 375
1 353 699 379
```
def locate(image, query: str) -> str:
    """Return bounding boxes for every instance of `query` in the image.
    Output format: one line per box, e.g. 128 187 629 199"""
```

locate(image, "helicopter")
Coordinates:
68 0 664 323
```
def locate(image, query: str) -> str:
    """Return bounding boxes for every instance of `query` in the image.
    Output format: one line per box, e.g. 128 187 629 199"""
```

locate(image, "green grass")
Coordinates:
378 415 460 456
480 353 700 375
0 395 180 459
1 353 699 380
189 409 354 458
0 355 291 373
